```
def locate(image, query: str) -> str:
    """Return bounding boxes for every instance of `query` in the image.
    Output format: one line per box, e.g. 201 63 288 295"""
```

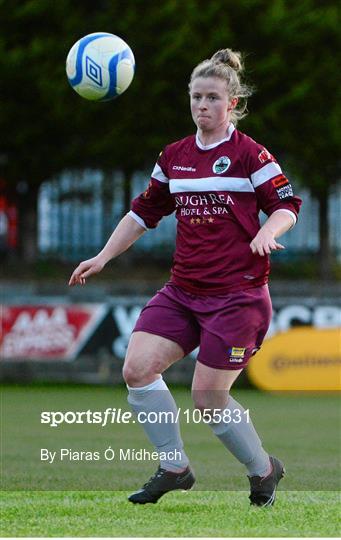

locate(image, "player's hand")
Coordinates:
68 255 106 286
250 229 285 257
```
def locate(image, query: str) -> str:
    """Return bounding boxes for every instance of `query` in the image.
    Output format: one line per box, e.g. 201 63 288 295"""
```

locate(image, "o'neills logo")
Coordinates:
172 165 196 172
213 156 231 174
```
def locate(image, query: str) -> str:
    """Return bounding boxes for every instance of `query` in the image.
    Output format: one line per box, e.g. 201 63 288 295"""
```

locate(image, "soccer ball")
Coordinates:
66 32 135 101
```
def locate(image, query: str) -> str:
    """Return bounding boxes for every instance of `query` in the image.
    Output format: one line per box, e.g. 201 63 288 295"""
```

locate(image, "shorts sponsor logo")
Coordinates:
228 346 246 363
272 175 289 188
213 156 231 174
277 184 294 199
231 347 246 357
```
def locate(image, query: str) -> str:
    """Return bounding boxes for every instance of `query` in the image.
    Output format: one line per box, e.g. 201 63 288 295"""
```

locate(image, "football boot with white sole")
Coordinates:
128 465 195 504
248 455 285 507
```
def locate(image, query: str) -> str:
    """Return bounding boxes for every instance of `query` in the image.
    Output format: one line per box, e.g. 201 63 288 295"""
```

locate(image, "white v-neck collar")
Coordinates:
196 123 235 150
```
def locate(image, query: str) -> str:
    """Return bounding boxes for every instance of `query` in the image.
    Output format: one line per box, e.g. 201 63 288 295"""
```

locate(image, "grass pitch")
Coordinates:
1 490 340 537
1 384 340 537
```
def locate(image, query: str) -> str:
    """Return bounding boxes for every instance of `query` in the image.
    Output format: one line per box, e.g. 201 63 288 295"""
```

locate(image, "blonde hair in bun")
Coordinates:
211 48 243 71
189 48 253 124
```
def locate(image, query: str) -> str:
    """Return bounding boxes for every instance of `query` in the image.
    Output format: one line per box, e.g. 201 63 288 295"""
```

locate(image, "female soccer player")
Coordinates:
69 49 301 507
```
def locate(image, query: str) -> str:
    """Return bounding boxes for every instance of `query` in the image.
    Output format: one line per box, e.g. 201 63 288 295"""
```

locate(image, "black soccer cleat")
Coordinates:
248 455 285 507
128 465 195 504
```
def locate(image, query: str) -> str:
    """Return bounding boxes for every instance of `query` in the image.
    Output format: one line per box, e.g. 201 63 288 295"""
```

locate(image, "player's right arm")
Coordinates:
128 149 175 229
68 214 145 286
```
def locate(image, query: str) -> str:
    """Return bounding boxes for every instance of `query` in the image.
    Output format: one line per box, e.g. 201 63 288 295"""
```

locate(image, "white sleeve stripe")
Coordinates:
251 162 283 188
127 211 148 230
151 163 169 183
272 208 297 228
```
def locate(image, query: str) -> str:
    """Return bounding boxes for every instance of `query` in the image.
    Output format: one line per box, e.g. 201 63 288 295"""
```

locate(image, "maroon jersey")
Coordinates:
130 124 302 294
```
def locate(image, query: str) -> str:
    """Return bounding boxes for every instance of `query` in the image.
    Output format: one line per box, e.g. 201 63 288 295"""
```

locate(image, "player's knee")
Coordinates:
122 363 145 386
122 364 134 386
191 389 230 413
122 355 164 386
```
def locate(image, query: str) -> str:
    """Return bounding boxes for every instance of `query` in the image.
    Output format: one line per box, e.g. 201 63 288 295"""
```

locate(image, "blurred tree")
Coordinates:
0 0 339 277
240 0 340 280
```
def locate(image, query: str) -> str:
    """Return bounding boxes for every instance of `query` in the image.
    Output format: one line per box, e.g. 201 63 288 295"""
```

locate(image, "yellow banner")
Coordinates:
247 328 341 391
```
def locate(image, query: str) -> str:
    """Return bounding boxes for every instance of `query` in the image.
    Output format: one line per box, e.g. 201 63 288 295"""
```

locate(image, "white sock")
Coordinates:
209 395 271 477
127 377 189 472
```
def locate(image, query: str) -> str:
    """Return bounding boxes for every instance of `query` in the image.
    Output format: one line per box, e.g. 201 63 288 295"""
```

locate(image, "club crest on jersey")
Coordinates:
212 156 231 174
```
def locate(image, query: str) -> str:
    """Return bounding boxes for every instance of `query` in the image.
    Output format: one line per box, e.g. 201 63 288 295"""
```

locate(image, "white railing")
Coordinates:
38 170 341 260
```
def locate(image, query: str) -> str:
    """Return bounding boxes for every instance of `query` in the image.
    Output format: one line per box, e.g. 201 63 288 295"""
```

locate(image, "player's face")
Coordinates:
190 77 233 133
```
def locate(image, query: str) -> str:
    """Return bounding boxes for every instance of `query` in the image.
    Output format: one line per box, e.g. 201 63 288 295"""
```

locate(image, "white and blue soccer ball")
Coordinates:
66 32 135 101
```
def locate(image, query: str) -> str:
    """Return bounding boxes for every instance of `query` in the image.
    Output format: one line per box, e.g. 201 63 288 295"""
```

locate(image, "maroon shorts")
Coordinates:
133 283 272 370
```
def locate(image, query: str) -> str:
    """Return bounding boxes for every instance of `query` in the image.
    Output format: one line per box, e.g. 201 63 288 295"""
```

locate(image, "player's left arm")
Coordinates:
247 145 302 257
250 210 294 256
